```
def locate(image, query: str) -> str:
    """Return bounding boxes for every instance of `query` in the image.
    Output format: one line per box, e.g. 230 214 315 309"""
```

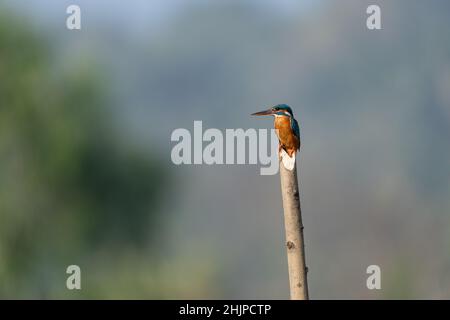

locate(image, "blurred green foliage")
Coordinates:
0 11 169 298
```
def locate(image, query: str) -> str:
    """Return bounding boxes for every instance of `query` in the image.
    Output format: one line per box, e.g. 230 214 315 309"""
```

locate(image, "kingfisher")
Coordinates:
252 104 300 170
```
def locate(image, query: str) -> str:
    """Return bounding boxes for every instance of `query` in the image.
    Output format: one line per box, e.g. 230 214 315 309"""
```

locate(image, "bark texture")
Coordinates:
279 162 309 300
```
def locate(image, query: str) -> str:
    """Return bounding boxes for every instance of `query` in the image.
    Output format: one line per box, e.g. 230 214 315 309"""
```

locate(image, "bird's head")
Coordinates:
251 104 293 118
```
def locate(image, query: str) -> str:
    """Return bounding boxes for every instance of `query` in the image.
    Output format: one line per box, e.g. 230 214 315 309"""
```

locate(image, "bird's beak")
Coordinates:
251 108 274 116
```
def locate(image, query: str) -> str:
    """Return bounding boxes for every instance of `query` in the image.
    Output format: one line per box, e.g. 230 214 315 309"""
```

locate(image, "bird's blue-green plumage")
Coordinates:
291 117 300 140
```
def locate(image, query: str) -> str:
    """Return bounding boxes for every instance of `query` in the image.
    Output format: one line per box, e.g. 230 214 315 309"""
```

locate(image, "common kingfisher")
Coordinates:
252 104 300 170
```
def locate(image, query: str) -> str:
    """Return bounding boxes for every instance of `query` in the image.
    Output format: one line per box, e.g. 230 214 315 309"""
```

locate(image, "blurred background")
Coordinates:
1 0 449 299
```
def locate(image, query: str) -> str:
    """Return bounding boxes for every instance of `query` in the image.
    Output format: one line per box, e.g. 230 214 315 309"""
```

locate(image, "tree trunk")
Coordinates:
279 161 309 300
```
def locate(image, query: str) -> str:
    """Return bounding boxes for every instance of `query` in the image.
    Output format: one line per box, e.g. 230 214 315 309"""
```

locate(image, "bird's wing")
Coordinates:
291 117 300 140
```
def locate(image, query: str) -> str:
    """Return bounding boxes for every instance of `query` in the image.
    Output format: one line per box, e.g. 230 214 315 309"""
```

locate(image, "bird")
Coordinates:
252 104 300 170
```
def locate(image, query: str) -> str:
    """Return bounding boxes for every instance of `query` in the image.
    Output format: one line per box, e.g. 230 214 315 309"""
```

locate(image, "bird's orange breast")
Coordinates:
274 116 300 156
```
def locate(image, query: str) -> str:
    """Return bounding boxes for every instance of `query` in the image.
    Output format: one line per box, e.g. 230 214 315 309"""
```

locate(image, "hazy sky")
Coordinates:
4 0 322 30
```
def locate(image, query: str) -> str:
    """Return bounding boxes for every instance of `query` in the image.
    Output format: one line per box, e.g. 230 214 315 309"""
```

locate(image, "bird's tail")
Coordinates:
280 149 296 171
